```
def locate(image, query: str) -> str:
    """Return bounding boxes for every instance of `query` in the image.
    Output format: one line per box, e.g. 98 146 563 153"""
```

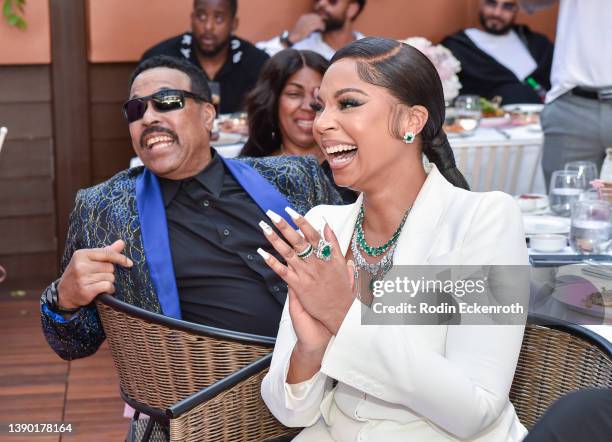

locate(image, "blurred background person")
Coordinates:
241 49 357 203
442 0 553 104
141 0 269 114
519 0 612 185
257 0 366 60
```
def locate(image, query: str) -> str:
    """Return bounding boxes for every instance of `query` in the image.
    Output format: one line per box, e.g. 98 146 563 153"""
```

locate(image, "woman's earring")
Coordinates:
402 131 415 144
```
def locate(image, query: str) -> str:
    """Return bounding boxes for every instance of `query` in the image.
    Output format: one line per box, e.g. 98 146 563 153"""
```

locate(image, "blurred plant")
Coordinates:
400 37 462 103
3 0 26 30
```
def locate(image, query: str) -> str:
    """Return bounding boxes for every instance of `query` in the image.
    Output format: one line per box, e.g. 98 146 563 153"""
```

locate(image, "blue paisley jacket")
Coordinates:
41 155 343 360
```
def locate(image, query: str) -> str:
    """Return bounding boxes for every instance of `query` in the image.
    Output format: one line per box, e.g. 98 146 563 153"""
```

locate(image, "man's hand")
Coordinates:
288 13 325 45
56 240 133 309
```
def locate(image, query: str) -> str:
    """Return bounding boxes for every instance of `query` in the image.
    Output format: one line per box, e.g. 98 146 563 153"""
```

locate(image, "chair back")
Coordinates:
510 317 612 428
95 294 275 410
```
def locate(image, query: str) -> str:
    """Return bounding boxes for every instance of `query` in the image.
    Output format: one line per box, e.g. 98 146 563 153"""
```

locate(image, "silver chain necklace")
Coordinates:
351 229 397 290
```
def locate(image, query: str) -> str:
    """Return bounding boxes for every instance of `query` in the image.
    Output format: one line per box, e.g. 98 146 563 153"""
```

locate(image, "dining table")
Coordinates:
524 202 611 343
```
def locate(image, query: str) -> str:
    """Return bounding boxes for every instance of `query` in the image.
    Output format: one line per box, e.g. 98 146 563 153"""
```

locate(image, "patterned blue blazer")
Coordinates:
41 155 343 360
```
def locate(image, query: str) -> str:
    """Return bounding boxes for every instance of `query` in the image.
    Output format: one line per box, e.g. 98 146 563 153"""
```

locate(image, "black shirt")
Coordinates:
441 25 554 105
142 33 269 114
159 152 286 336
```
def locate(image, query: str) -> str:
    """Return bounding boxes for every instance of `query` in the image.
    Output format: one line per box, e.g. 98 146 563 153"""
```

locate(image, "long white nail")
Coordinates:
285 206 301 220
258 220 273 235
266 209 283 224
257 248 271 259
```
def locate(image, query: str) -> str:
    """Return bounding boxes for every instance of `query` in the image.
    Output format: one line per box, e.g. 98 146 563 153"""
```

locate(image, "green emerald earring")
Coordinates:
403 131 415 144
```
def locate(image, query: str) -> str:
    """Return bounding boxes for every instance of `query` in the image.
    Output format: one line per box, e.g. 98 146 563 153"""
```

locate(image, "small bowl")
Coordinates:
516 194 548 212
530 234 567 253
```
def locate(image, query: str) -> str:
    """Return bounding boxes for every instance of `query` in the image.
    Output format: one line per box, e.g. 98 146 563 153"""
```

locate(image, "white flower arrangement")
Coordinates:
400 37 462 103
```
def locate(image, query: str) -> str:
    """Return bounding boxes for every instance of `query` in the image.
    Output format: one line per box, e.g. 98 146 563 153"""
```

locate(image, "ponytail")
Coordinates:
422 130 470 190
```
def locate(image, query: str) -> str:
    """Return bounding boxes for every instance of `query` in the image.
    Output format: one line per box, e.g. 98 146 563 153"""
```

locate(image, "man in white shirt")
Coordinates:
256 0 366 60
442 0 553 105
520 0 612 185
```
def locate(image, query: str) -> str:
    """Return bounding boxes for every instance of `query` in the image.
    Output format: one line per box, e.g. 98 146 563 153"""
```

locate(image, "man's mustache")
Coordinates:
140 126 178 148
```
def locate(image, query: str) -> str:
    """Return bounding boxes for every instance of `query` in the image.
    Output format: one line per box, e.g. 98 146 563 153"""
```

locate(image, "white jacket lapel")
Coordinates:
394 165 453 265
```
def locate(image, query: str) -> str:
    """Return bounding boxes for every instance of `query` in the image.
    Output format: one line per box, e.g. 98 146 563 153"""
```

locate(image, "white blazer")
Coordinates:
261 166 530 442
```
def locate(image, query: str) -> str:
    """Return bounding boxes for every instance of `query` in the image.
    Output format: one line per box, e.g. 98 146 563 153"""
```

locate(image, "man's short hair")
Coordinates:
193 0 237 17
128 55 212 102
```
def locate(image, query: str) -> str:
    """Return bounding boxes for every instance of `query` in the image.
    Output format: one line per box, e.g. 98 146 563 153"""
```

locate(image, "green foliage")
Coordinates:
3 0 27 30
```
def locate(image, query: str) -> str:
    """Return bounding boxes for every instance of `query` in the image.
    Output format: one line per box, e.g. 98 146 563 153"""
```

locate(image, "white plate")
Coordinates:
480 117 510 128
502 103 545 113
523 215 570 235
552 275 608 319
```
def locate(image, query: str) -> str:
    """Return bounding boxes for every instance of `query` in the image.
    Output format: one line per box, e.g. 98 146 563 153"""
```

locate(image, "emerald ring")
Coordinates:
297 243 314 260
315 238 333 261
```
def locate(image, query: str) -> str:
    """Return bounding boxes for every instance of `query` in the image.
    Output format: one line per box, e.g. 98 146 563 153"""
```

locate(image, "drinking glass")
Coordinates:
454 95 482 111
446 95 482 135
570 200 612 254
549 170 585 217
564 161 598 189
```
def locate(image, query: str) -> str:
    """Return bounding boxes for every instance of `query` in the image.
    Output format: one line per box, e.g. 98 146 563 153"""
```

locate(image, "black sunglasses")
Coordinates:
484 0 518 11
122 89 207 123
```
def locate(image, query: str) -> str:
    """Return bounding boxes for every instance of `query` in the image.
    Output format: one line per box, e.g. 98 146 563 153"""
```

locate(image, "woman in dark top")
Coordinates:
240 49 357 203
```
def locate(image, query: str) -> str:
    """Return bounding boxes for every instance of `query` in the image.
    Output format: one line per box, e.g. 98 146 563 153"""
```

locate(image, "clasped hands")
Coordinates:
257 208 356 347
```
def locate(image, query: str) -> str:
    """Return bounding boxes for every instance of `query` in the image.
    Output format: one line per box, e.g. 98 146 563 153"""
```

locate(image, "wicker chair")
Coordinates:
95 294 299 442
510 315 612 429
97 294 611 440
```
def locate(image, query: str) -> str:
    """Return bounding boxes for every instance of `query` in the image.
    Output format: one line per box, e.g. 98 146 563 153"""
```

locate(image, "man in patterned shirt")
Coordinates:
40 55 342 360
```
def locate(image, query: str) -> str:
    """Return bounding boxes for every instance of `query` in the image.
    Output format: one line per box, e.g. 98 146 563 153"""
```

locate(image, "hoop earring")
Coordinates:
403 131 415 144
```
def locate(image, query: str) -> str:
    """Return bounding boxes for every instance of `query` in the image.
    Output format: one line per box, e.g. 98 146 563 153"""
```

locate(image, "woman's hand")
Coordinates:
288 288 331 354
257 208 356 335
286 289 331 384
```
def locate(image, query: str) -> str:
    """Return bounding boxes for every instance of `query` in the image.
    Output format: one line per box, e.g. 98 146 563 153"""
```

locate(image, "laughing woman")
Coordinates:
257 38 529 441
241 48 357 203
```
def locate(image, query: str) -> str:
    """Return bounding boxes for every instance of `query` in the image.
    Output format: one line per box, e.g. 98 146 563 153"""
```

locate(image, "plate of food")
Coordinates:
478 97 512 127
523 215 570 235
553 274 610 318
480 97 505 118
480 116 511 128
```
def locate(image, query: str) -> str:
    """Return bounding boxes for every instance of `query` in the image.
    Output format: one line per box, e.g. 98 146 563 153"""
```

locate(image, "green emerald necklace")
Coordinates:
355 204 411 257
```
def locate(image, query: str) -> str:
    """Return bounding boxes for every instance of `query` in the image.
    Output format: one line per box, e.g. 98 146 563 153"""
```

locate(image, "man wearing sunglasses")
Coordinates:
256 0 366 60
441 0 553 104
40 55 343 361
141 0 269 114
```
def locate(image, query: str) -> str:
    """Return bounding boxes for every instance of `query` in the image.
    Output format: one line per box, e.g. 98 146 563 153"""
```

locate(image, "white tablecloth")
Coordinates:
449 124 545 195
